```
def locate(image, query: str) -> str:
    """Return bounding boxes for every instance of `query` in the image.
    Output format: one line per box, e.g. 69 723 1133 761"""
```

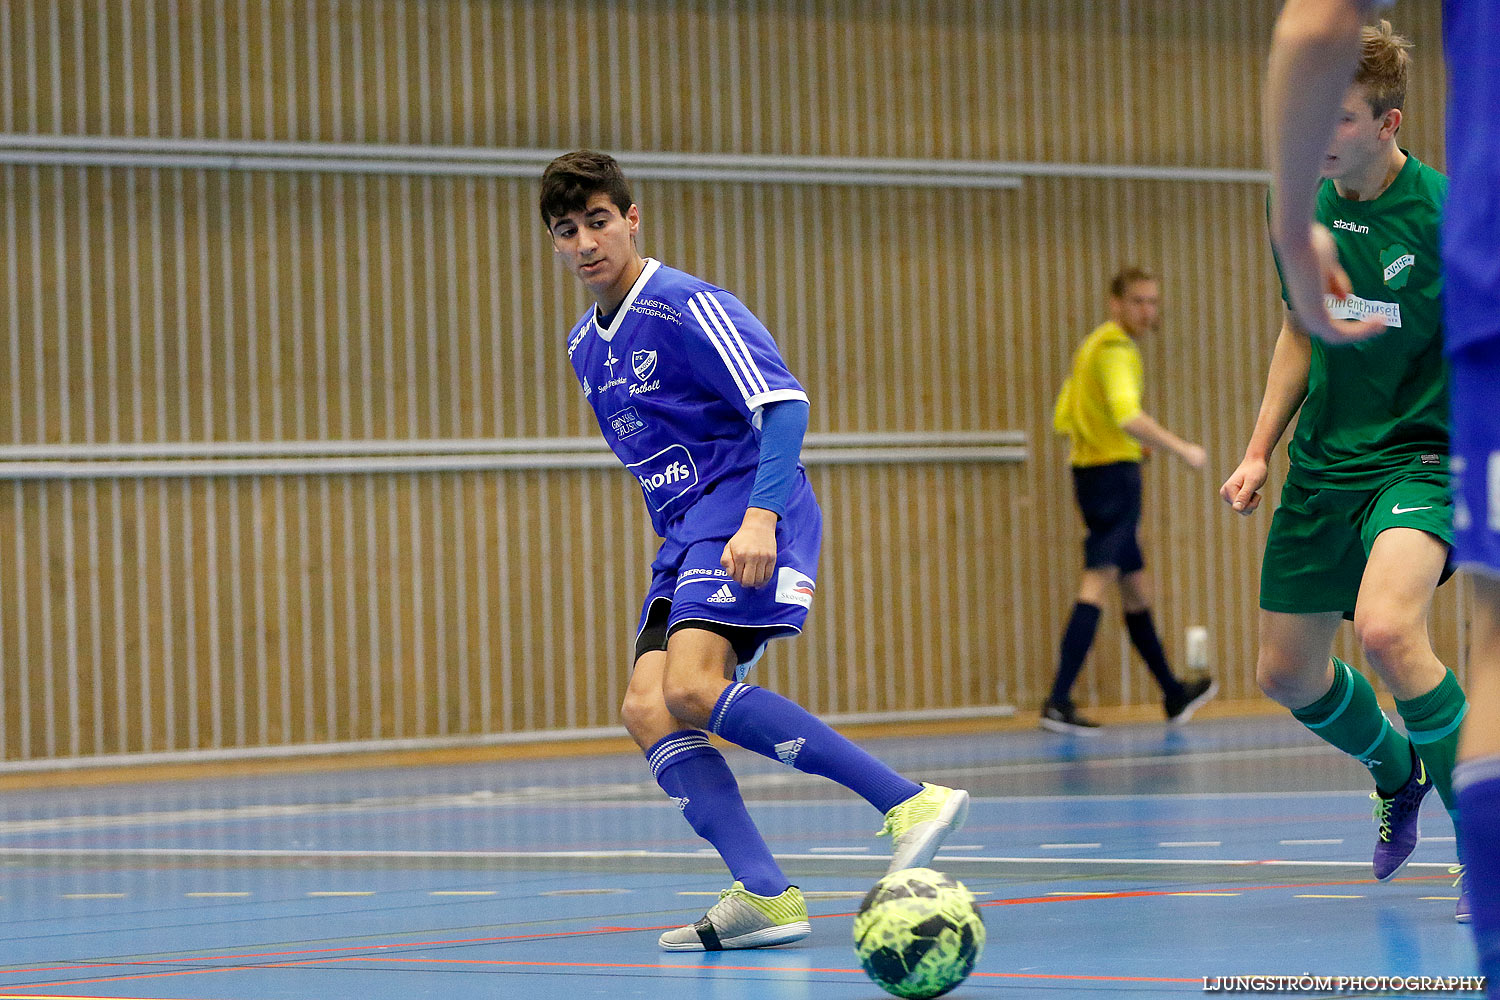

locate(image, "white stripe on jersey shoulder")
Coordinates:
698 291 771 396
746 388 809 412
594 258 662 343
686 295 753 401
688 290 771 398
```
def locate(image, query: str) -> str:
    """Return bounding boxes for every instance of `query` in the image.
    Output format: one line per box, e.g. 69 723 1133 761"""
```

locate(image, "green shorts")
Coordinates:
1259 471 1454 618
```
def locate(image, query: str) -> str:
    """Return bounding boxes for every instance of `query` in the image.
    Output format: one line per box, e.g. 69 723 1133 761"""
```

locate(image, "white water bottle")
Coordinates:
1186 626 1210 671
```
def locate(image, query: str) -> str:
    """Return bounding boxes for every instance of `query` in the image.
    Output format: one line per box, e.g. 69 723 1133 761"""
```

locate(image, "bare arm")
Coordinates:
1265 0 1386 341
1120 413 1207 469
1220 315 1312 513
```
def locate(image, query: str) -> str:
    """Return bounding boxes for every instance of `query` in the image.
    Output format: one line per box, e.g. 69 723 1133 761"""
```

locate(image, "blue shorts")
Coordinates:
1072 462 1145 574
1452 338 1500 578
634 484 822 676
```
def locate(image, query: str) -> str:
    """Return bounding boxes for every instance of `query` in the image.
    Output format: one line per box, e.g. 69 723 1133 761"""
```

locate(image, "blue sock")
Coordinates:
647 730 788 897
710 683 923 814
1455 755 1500 986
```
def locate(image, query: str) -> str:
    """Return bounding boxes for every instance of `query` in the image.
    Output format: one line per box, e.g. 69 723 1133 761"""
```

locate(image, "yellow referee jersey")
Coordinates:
1052 320 1145 467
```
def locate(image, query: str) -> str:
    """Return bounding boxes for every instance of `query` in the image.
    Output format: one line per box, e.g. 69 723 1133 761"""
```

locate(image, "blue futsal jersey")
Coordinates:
566 259 811 542
1441 0 1500 352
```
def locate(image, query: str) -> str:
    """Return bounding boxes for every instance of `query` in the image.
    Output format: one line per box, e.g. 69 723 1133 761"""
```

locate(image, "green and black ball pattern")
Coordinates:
853 868 986 999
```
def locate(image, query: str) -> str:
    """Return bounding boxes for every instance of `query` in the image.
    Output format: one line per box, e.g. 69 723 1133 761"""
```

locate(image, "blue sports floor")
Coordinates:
0 715 1484 999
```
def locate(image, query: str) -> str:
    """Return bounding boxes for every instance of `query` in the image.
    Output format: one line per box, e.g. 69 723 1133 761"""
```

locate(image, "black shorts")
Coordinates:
633 596 776 668
1072 461 1145 574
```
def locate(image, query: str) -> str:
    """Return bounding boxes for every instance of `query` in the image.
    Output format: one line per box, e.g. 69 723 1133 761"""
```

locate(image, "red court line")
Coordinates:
0 872 1447 992
0 995 220 999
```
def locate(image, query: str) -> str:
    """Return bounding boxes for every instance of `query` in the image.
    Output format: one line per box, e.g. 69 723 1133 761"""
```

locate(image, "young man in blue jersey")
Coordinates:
1266 1 1499 986
540 150 968 953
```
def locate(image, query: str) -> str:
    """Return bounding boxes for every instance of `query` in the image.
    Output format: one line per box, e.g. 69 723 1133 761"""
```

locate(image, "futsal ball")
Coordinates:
853 867 985 999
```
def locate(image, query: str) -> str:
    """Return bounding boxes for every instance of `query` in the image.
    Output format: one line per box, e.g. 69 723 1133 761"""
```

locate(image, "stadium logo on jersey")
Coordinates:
1332 219 1370 234
1381 244 1415 290
1323 293 1402 328
774 567 816 608
774 738 806 766
627 444 700 511
632 349 658 381
707 584 737 604
608 406 647 440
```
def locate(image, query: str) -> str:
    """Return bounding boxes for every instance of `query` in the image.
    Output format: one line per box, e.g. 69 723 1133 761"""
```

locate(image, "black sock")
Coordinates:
1125 609 1184 700
1049 602 1102 707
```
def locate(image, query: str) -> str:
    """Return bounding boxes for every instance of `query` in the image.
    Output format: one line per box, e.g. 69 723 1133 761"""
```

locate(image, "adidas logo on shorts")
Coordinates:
774 738 806 766
707 584 736 604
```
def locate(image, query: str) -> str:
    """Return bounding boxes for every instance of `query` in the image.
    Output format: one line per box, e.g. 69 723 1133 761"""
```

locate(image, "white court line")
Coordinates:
810 846 870 853
1159 841 1221 847
0 846 1459 871
1419 836 1456 843
1280 839 1343 845
0 780 1388 837
937 845 986 851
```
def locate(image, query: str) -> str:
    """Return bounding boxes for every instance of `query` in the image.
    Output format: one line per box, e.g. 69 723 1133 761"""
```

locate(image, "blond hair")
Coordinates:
1355 19 1412 118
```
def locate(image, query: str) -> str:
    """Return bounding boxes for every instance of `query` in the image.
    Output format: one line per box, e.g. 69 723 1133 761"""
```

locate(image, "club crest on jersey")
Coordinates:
1381 244 1415 290
632 349 658 381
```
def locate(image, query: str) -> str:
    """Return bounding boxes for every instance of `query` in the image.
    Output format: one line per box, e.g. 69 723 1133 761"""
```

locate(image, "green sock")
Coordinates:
1291 657 1414 795
1395 668 1468 815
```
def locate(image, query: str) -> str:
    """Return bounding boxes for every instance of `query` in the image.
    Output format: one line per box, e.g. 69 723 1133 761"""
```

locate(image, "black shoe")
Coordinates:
1165 675 1218 725
1039 701 1101 735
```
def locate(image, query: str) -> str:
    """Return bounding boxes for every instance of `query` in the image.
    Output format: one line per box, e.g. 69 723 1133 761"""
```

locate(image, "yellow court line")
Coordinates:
61 893 126 900
1294 894 1364 899
1421 896 1460 901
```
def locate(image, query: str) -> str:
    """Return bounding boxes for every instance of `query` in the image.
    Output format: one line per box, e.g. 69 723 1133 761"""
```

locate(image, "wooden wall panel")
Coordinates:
0 1 1465 763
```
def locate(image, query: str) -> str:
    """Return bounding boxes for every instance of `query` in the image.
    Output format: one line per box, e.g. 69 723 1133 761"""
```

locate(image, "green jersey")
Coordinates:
1273 152 1449 489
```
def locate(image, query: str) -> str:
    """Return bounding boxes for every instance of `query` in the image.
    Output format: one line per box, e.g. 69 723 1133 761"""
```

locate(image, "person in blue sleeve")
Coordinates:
540 149 968 953
1265 1 1499 987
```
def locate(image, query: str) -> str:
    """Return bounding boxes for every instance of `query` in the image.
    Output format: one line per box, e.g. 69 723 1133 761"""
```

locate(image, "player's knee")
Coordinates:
1354 614 1418 670
660 676 718 728
1255 651 1309 706
620 688 668 740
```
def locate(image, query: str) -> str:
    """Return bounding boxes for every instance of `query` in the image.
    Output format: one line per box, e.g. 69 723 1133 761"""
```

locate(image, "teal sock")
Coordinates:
1291 657 1413 795
1395 668 1468 815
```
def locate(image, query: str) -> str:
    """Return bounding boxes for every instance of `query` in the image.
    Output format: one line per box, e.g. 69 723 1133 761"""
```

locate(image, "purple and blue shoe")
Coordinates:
1453 866 1471 925
1370 749 1432 882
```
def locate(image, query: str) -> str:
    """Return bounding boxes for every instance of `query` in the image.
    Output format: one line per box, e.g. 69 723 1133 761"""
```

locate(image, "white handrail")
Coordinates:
0 445 1027 480
0 134 1270 185
0 430 1026 462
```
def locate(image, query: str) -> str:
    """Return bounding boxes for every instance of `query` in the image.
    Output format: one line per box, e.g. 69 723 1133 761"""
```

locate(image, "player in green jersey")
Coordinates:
1220 21 1469 913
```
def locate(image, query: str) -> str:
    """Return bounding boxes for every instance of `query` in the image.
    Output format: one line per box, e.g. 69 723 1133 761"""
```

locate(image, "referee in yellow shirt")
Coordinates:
1043 267 1217 734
